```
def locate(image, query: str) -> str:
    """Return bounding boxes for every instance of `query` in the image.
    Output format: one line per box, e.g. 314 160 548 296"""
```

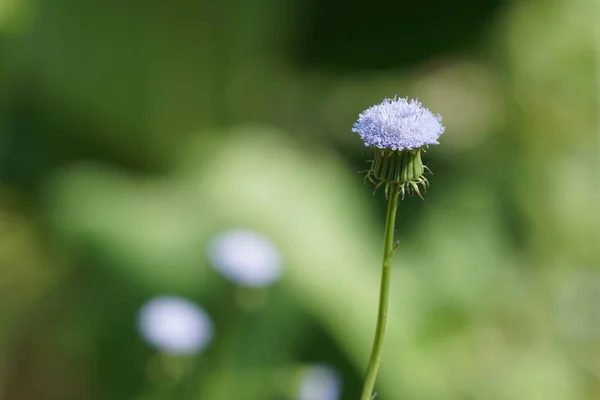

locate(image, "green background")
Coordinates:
0 0 597 399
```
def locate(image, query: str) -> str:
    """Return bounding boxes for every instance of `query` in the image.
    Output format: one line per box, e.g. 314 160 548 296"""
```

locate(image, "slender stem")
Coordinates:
361 183 401 400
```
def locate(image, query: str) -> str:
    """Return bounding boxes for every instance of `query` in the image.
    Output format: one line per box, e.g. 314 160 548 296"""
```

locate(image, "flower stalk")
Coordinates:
360 182 400 400
352 97 445 399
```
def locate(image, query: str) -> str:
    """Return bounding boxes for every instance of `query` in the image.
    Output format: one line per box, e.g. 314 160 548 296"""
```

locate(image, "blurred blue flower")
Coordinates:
208 229 283 288
297 365 342 400
352 97 445 151
137 296 214 355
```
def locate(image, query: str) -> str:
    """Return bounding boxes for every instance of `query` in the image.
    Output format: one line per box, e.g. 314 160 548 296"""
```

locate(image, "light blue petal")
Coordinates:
352 97 445 151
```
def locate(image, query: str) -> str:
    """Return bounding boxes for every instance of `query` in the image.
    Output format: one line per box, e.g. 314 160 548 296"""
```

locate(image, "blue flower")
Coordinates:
352 97 445 151
137 296 214 355
208 229 283 288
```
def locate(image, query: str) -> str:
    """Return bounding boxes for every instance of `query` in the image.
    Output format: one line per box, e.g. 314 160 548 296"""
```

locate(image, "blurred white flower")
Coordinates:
137 296 214 355
208 229 283 288
298 365 342 400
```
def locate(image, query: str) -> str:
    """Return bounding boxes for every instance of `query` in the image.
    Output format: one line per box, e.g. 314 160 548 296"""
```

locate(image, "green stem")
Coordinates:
360 183 400 400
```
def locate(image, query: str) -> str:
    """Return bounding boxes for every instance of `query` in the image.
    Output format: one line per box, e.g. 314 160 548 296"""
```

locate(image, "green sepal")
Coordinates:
365 147 430 199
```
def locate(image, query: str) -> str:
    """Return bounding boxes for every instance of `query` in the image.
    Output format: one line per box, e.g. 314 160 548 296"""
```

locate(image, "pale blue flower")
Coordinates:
138 296 214 355
298 365 342 400
352 97 445 151
208 229 283 288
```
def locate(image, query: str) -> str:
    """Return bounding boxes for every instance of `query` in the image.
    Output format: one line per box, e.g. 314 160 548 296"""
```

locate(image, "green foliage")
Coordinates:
0 0 596 399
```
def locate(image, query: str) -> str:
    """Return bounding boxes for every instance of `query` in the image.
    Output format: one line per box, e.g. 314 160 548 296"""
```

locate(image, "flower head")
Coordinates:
137 296 214 355
352 97 445 151
208 229 283 288
298 365 342 400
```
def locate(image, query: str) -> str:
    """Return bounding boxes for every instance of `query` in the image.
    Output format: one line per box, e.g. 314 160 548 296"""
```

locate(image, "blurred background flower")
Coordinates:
208 229 283 288
0 0 596 399
297 365 342 400
137 296 214 355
